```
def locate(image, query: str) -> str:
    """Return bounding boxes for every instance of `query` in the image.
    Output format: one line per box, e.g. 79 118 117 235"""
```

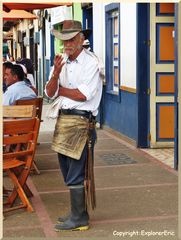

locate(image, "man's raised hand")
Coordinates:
53 54 65 77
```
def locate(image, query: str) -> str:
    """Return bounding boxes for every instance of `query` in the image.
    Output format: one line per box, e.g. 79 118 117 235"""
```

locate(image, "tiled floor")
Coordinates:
141 148 174 169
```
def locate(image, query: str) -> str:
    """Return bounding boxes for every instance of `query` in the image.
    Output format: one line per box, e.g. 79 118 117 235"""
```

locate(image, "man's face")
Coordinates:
4 68 17 87
63 33 84 57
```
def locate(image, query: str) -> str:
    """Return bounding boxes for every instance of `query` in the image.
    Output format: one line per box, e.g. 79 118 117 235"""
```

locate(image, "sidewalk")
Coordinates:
3 105 178 239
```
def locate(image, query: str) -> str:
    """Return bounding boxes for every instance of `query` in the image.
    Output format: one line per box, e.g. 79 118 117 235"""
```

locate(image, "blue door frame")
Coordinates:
82 4 93 49
174 4 179 170
137 3 150 148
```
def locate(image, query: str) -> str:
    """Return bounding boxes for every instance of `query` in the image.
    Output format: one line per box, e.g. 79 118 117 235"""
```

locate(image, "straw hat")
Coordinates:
51 20 91 41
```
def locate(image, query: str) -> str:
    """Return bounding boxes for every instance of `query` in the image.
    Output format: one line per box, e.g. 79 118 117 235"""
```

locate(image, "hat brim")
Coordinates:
51 29 80 41
60 31 81 41
51 28 92 41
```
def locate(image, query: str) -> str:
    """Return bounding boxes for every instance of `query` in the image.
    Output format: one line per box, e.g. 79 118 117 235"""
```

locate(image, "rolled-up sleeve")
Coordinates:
77 61 99 101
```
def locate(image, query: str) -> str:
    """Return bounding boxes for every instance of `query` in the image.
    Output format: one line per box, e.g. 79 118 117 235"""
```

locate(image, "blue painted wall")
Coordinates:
103 89 138 141
50 34 55 66
38 58 42 96
45 59 50 83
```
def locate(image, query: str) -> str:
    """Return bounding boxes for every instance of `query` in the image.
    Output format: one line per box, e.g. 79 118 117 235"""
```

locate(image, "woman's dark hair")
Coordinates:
19 58 34 74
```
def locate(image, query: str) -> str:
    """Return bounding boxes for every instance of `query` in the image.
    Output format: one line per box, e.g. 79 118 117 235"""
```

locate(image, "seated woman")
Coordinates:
19 58 36 87
17 63 38 95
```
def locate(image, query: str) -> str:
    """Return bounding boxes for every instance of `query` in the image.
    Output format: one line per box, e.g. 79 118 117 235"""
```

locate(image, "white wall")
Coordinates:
51 6 72 25
38 29 42 59
93 3 137 89
93 3 105 69
120 3 137 89
45 20 51 59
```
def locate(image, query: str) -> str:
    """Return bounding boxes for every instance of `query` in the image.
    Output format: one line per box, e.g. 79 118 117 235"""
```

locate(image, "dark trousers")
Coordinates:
58 128 96 186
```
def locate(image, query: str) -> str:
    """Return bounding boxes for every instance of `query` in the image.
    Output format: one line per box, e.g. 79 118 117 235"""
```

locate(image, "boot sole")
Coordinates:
54 225 89 232
56 220 64 224
57 219 68 224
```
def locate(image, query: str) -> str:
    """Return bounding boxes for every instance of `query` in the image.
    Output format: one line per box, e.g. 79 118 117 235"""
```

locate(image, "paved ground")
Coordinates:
3 104 178 240
40 105 175 169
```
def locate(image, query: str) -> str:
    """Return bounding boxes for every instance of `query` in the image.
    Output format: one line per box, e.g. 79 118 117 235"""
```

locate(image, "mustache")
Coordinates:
63 45 82 52
63 47 74 51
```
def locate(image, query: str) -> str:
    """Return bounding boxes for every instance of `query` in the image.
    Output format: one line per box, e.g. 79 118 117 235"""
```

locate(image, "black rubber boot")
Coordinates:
57 211 89 223
57 192 71 223
57 214 70 223
55 186 89 231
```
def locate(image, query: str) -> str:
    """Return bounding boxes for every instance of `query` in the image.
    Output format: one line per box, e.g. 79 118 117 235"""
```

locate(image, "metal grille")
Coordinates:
101 153 137 165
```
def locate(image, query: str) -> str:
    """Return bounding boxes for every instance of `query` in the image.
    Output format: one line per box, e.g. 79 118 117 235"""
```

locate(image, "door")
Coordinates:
150 3 175 148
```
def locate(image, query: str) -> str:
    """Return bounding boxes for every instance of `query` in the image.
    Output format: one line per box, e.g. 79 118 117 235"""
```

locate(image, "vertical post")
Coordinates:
0 0 3 238
174 4 179 170
178 3 181 239
137 3 150 147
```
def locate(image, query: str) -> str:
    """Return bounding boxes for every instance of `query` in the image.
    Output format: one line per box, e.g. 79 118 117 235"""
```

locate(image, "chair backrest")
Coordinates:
15 97 43 121
3 118 40 157
3 105 36 118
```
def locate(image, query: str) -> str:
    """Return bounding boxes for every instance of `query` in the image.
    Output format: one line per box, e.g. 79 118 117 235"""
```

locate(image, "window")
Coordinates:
105 3 120 100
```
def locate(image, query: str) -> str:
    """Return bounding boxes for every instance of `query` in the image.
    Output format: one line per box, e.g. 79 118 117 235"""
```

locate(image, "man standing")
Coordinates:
45 20 102 231
3 64 36 105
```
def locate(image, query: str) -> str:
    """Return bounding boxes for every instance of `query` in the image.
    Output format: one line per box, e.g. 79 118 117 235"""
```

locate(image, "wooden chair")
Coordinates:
3 105 40 174
15 97 43 122
3 105 36 118
15 97 43 174
3 118 40 213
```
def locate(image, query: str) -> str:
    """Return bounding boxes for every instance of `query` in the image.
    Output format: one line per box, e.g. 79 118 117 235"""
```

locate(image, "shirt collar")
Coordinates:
66 49 85 65
7 81 25 89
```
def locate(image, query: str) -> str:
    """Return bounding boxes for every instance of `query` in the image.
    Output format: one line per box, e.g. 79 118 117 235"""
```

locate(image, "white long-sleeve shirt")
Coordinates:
45 49 103 116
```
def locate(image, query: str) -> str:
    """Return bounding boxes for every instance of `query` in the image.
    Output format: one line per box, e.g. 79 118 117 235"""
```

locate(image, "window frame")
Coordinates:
105 3 121 102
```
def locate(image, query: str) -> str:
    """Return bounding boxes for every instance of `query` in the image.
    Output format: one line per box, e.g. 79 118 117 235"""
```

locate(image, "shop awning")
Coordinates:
3 1 72 12
3 10 38 20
